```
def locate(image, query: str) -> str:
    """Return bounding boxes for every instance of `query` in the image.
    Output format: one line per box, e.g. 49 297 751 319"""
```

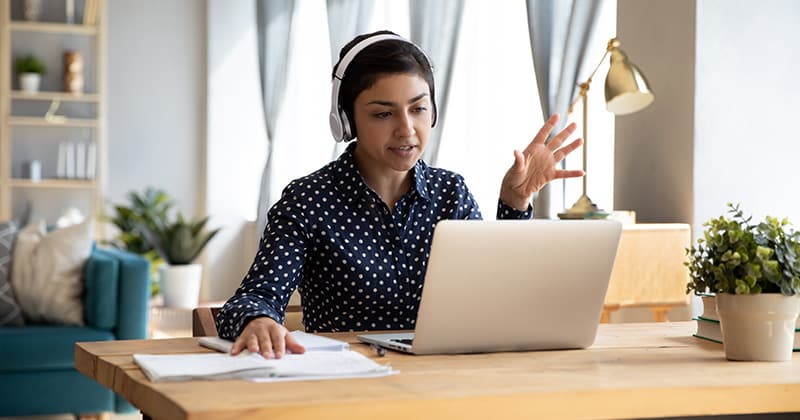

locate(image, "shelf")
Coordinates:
9 116 97 128
9 179 96 189
11 90 100 103
9 21 97 35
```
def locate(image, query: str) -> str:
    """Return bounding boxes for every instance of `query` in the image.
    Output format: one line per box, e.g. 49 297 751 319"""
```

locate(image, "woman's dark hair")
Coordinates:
332 30 437 136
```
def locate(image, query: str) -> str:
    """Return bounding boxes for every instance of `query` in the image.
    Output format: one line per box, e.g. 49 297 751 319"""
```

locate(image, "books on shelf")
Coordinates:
56 141 96 179
134 331 395 382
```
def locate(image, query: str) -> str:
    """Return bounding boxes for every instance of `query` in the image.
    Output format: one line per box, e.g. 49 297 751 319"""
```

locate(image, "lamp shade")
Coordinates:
605 48 654 115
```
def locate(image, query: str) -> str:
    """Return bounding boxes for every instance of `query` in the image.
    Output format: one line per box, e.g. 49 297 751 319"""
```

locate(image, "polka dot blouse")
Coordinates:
216 142 532 337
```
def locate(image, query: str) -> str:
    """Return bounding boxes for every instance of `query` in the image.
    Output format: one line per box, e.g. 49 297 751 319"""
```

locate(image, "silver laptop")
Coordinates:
357 219 622 355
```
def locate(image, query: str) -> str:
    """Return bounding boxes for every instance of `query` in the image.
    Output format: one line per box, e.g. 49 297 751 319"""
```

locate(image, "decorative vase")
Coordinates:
159 263 202 309
19 73 41 93
64 51 84 94
716 293 800 362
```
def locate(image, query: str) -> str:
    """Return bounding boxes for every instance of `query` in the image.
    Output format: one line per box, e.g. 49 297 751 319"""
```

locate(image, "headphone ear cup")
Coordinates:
330 109 345 142
340 109 354 141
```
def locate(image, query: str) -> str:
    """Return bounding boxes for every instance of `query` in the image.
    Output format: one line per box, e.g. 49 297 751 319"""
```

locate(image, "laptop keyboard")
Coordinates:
390 338 414 345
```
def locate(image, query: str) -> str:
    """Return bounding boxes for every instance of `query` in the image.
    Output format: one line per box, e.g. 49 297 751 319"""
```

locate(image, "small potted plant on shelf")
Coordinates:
685 203 800 361
140 212 221 309
15 54 47 94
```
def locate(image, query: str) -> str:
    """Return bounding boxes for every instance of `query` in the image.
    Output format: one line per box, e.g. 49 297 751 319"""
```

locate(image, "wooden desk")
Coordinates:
75 322 800 420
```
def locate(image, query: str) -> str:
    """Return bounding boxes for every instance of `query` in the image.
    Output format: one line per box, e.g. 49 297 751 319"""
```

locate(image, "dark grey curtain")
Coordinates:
526 0 603 218
255 0 296 238
409 0 465 166
326 0 375 160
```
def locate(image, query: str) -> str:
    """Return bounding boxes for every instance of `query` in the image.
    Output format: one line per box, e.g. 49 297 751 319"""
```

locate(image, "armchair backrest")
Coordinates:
84 248 151 339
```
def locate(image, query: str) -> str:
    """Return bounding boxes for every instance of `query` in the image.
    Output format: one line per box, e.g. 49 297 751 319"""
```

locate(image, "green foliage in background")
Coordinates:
685 203 800 296
140 213 221 265
104 188 173 297
15 54 47 75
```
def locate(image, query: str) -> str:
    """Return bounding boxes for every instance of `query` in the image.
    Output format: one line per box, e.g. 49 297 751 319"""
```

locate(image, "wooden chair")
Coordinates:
192 305 304 337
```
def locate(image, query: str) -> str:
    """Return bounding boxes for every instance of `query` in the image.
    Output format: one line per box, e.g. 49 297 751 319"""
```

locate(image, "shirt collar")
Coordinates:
334 142 431 203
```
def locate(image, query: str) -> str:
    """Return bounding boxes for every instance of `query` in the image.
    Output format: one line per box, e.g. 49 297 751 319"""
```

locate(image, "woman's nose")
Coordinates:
394 112 415 138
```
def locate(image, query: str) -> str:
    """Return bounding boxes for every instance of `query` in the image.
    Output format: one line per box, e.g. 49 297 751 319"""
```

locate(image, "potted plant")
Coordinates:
104 187 173 297
686 203 800 361
141 212 220 309
15 54 47 93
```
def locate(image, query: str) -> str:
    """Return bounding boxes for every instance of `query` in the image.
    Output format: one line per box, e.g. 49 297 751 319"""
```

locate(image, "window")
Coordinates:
268 0 617 217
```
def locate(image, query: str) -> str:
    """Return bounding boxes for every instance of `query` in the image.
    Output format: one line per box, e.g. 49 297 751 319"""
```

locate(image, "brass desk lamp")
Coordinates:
558 38 654 220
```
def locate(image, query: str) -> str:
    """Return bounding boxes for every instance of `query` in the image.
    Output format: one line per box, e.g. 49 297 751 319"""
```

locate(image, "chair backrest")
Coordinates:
192 305 303 337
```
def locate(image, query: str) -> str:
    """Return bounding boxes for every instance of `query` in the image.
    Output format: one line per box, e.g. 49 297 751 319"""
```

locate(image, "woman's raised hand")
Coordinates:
499 114 584 210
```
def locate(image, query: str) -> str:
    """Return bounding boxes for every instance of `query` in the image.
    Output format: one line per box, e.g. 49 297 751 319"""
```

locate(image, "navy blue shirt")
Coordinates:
216 143 532 337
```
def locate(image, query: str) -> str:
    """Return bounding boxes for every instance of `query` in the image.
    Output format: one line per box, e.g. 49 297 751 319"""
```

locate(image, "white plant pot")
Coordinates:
19 73 41 93
716 293 800 362
159 263 202 309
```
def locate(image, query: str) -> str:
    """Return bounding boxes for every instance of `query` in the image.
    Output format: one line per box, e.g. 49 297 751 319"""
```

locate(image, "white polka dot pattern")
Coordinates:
216 143 532 337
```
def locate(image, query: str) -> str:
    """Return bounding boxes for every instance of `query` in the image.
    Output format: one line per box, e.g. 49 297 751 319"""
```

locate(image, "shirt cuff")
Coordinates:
497 199 533 220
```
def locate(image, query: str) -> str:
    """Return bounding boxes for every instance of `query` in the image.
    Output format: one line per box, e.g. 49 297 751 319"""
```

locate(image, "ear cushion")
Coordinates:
340 109 353 141
329 109 345 142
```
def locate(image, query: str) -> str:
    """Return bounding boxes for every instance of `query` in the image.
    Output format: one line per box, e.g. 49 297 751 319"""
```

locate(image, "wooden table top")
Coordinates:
75 322 800 420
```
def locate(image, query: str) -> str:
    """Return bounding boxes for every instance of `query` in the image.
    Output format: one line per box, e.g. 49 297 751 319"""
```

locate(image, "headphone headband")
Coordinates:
329 33 436 143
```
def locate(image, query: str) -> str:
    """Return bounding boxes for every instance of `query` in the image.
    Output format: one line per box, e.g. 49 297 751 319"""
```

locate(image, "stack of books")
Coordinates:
694 295 800 351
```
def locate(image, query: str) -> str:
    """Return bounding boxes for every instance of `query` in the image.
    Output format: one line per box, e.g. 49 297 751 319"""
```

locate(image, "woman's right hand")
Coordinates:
230 316 306 359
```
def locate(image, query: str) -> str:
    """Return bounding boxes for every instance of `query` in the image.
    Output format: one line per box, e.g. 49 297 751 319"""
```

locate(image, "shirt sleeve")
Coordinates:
215 183 308 340
496 199 533 220
453 174 483 220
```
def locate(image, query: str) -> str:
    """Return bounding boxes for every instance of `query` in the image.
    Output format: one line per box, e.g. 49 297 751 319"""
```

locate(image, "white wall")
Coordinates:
106 0 206 218
694 0 800 227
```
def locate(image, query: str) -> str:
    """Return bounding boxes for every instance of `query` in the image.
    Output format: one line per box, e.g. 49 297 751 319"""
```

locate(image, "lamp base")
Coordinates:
557 194 610 220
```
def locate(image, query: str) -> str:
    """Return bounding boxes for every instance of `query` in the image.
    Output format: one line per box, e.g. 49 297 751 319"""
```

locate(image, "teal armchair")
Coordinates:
0 247 150 417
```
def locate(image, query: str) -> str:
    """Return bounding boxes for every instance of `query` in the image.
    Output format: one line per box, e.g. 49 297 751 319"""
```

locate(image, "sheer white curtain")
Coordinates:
526 0 605 218
437 1 541 219
408 0 465 166
255 0 296 238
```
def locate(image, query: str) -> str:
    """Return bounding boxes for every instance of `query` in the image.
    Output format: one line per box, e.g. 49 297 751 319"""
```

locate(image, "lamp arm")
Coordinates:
568 38 619 113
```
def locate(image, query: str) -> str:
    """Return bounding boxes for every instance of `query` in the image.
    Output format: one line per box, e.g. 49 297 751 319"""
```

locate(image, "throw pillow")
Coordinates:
11 220 93 325
0 220 24 326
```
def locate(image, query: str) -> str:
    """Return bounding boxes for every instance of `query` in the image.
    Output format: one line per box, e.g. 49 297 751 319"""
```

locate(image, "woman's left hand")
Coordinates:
500 114 585 210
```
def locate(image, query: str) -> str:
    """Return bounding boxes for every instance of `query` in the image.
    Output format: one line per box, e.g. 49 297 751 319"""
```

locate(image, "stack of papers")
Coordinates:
133 331 395 382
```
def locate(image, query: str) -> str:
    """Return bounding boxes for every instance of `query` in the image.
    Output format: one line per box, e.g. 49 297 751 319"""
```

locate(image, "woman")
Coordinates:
216 30 583 358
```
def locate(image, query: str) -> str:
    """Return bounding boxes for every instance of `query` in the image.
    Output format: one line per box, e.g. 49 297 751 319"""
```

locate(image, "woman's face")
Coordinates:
352 73 433 177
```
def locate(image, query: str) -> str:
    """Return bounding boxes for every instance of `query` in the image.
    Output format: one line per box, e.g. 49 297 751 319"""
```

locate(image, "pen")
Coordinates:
370 344 386 357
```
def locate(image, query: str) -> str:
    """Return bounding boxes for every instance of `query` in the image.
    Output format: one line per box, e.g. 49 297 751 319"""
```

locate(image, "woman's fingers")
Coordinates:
528 114 560 150
285 333 306 355
270 327 286 358
553 169 586 180
546 123 577 152
553 138 583 162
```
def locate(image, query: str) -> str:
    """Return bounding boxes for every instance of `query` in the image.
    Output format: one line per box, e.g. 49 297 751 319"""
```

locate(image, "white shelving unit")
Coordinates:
0 0 106 233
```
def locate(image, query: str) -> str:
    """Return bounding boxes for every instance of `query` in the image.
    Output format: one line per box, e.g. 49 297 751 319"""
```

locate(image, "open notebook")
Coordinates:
134 331 394 382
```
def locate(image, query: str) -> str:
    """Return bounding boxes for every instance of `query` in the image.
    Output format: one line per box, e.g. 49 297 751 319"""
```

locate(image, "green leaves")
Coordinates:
14 55 47 75
141 212 221 265
685 203 800 296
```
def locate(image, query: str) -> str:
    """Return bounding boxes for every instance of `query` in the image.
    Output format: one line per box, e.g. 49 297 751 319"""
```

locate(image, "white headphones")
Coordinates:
329 33 436 143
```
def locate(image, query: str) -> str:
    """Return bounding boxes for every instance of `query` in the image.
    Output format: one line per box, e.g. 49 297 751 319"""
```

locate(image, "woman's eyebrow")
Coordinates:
367 93 429 107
